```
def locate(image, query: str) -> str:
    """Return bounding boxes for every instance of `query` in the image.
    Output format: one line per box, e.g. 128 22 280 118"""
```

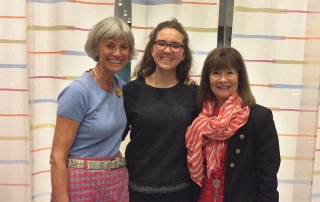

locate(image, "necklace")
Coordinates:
148 76 178 88
92 68 122 97
93 68 113 89
212 146 227 202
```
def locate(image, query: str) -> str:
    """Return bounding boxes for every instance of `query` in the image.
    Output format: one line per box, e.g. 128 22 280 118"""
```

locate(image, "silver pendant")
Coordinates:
212 178 220 189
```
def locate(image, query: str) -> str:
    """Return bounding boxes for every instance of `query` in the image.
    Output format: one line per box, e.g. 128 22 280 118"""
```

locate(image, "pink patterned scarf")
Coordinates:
185 92 250 186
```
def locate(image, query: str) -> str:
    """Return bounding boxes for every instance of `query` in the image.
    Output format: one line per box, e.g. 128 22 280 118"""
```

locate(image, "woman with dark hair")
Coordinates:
50 17 137 202
186 47 280 202
122 19 199 202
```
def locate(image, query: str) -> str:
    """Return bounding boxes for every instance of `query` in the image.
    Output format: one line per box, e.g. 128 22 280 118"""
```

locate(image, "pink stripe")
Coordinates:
278 9 320 14
0 183 30 186
0 88 27 92
32 170 51 176
65 26 90 31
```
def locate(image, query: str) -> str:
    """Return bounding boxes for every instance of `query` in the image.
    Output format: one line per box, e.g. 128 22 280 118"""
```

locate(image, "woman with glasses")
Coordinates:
122 19 200 202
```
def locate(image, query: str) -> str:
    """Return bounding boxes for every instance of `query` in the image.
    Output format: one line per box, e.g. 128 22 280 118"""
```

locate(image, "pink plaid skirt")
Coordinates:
51 155 129 202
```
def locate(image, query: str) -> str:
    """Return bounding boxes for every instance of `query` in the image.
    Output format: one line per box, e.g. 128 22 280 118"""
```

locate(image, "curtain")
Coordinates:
232 0 320 201
0 1 29 201
0 0 115 201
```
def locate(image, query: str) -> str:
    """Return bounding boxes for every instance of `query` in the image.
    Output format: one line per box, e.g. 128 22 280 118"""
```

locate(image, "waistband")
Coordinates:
129 182 191 194
66 157 126 170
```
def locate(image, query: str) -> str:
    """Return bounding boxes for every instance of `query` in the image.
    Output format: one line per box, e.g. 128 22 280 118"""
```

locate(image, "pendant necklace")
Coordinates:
93 68 111 89
212 148 227 202
92 68 122 97
213 175 222 202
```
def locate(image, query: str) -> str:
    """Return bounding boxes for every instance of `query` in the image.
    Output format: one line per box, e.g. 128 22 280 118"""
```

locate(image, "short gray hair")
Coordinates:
84 17 137 62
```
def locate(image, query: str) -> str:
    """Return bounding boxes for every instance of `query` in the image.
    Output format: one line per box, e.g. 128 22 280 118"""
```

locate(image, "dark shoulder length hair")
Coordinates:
132 18 192 81
197 46 256 109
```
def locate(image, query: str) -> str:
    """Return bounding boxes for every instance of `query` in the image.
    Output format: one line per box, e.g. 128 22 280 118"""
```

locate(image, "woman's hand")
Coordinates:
184 75 198 86
50 116 79 202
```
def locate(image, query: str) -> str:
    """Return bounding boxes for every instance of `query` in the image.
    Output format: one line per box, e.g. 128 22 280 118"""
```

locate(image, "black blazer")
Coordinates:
224 104 280 202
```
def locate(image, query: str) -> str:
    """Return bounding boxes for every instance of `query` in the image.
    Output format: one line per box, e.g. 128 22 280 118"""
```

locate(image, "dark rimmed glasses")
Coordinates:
154 40 184 53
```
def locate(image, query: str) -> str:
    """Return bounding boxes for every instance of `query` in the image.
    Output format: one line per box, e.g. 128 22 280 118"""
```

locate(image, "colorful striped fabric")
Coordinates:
232 1 320 201
0 0 115 201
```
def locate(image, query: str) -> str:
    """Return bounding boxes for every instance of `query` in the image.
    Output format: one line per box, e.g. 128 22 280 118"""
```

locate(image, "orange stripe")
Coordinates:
132 25 155 30
179 1 217 5
0 16 26 19
30 147 52 152
250 84 274 87
68 0 114 5
28 51 66 54
0 114 28 117
278 36 320 40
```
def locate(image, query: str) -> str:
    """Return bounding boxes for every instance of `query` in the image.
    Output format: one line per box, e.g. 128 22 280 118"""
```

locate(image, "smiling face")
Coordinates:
96 37 129 74
209 67 239 107
151 28 185 73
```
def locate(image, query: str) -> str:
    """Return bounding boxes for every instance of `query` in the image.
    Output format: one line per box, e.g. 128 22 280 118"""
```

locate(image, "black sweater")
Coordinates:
123 78 199 190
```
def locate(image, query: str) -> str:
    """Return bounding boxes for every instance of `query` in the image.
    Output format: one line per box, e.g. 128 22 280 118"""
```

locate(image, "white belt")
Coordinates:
66 157 126 170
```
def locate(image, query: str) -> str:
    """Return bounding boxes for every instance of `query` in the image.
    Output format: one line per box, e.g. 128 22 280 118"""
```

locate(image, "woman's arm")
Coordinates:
50 115 79 202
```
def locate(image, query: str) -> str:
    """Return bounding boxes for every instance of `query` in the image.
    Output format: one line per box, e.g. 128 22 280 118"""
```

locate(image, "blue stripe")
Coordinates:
192 50 209 55
29 99 57 104
62 50 87 56
0 64 27 69
313 193 320 198
272 84 320 90
0 160 29 165
233 34 283 40
278 179 312 185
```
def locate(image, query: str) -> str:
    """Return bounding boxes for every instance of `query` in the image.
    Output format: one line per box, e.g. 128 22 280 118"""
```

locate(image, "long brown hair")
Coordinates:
197 46 256 109
132 18 192 81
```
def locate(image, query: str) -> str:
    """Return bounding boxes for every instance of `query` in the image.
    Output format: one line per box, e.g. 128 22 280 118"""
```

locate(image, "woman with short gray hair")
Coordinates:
50 17 136 202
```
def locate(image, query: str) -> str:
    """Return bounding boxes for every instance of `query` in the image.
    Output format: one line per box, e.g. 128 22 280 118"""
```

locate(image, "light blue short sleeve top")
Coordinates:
57 71 126 158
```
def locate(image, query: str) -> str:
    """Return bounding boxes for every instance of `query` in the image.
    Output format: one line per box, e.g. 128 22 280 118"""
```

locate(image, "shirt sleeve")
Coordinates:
57 80 90 123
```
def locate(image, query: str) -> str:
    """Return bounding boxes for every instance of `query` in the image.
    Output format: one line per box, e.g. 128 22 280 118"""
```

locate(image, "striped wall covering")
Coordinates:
0 0 115 201
232 0 320 201
0 0 30 201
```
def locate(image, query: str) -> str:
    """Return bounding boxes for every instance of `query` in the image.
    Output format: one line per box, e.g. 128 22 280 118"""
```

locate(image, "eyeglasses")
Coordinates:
154 40 184 53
